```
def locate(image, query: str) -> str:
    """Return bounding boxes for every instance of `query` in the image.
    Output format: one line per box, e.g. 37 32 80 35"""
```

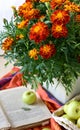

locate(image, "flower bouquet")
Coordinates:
0 0 80 94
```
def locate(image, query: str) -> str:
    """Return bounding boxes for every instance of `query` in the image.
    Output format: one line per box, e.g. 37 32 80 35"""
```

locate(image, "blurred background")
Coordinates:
0 0 25 77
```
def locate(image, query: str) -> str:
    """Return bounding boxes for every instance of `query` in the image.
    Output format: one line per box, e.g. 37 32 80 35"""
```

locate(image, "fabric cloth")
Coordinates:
0 67 22 90
0 67 65 130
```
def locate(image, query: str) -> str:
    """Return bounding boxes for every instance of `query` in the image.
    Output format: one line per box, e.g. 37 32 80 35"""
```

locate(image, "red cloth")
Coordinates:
0 67 65 130
0 67 22 90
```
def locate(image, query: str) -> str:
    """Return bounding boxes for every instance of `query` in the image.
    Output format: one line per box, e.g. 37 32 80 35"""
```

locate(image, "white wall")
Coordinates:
0 0 25 54
0 0 25 31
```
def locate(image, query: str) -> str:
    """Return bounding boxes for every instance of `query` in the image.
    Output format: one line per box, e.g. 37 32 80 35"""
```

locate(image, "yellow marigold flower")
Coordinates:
2 37 14 51
64 2 80 12
17 19 29 29
16 34 24 40
51 23 68 38
50 10 70 24
40 44 56 59
29 48 39 60
29 22 50 43
19 34 24 38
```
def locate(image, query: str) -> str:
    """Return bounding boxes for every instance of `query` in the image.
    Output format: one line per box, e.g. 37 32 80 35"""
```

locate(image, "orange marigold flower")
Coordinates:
17 19 29 29
2 37 14 51
50 10 70 24
75 14 80 23
50 0 66 10
18 2 33 17
29 48 39 60
51 23 68 38
18 1 40 20
23 9 40 20
40 44 56 59
29 22 50 43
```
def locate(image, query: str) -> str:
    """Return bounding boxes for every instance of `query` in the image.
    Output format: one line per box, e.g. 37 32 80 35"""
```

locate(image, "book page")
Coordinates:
0 104 11 130
0 86 51 129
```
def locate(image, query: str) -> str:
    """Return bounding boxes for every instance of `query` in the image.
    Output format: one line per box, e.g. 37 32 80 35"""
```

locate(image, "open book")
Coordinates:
0 86 51 130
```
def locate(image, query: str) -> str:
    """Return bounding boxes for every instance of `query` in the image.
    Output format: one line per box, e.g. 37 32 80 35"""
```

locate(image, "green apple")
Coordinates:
77 117 80 128
63 103 69 114
62 114 76 124
66 100 80 120
42 128 51 130
22 90 37 105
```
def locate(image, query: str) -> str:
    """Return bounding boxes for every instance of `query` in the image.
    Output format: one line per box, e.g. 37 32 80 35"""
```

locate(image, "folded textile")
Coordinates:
0 67 65 130
0 67 22 90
